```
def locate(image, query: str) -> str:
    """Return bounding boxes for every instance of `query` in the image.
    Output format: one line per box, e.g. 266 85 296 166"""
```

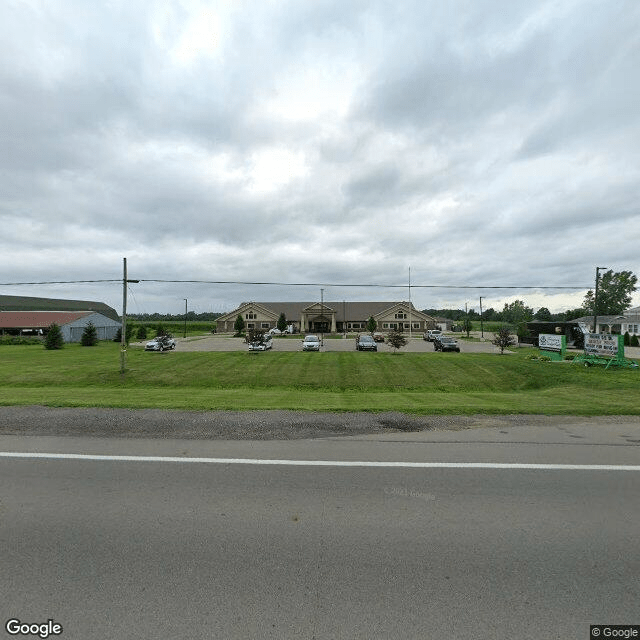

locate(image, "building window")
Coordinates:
247 323 255 329
261 323 270 329
404 323 410 329
412 322 420 329
246 313 256 320
382 323 389 329
395 313 406 319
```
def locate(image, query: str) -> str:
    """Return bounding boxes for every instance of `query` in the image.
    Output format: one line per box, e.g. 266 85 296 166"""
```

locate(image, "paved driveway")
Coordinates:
164 335 509 354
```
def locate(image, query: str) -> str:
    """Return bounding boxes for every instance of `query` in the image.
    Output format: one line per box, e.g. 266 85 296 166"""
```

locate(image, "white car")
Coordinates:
302 335 321 351
145 335 176 351
248 334 273 351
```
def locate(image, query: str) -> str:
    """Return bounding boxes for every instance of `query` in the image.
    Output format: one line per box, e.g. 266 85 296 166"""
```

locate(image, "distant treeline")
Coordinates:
128 311 223 322
422 307 587 323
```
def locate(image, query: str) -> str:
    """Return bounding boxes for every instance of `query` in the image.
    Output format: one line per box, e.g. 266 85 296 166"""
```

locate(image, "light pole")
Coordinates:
183 299 188 339
593 267 608 334
479 296 484 339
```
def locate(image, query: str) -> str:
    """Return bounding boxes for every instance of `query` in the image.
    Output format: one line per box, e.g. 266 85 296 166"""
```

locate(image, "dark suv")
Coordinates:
434 336 460 352
356 335 378 351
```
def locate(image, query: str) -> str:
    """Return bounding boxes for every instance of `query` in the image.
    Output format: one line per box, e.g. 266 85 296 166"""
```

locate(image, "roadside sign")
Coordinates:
538 333 566 360
538 334 564 352
584 333 622 358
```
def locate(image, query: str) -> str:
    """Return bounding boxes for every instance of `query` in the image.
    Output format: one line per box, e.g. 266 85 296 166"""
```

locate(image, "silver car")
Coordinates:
145 335 176 351
302 335 321 351
248 334 273 351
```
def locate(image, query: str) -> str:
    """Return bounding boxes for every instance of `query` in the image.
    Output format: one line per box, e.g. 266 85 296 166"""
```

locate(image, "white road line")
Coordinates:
0 451 639 470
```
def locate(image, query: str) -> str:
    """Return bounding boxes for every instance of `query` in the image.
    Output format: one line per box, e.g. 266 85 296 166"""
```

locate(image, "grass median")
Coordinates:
1 342 638 415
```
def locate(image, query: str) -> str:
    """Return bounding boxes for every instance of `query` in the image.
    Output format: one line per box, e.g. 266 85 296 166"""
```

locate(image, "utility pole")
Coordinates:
121 258 128 376
479 296 484 339
183 298 188 338
120 257 139 376
593 267 608 334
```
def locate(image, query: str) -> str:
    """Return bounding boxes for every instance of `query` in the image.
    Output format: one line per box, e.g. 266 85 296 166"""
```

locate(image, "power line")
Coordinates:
1 278 590 290
0 280 121 285
139 279 589 290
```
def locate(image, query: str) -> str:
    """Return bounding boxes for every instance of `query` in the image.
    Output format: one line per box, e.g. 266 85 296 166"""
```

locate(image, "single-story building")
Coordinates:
216 301 437 334
0 310 121 342
575 308 640 336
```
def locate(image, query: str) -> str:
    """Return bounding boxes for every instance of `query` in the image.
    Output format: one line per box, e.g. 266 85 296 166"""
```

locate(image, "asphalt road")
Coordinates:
1 421 639 640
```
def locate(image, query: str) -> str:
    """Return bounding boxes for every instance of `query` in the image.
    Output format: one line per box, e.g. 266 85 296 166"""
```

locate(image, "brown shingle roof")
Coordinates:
0 295 120 322
0 311 92 329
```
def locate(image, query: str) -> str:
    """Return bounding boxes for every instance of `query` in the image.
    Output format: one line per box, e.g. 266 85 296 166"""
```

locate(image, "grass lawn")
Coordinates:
0 342 638 415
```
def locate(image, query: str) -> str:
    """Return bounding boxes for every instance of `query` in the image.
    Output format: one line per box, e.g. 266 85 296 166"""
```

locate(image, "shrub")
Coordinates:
387 328 407 353
80 321 99 346
137 326 148 340
234 314 245 336
631 334 639 347
538 355 551 362
0 335 43 345
624 331 630 346
492 325 516 354
44 323 64 350
113 325 134 344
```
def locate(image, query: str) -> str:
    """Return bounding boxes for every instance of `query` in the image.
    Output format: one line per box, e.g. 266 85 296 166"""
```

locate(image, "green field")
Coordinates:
1 341 638 415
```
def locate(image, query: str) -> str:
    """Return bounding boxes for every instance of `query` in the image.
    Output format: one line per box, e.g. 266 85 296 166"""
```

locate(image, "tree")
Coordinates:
492 325 516 354
366 316 377 333
234 314 245 336
583 269 637 316
277 312 287 333
44 323 64 350
387 328 407 353
113 325 134 344
80 321 98 346
534 307 552 321
501 300 533 325
563 308 587 321
461 316 473 338
137 325 148 340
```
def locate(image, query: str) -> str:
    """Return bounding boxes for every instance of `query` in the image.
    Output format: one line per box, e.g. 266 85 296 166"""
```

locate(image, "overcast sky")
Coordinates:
1 0 639 316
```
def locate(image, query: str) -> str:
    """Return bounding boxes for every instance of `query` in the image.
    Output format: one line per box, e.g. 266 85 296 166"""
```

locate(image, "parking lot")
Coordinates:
159 333 511 354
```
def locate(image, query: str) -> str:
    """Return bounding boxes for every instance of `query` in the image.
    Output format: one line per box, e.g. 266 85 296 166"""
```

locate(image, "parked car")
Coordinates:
302 335 321 351
145 335 176 351
356 335 378 351
434 336 460 352
249 334 273 351
423 329 442 342
372 332 385 343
